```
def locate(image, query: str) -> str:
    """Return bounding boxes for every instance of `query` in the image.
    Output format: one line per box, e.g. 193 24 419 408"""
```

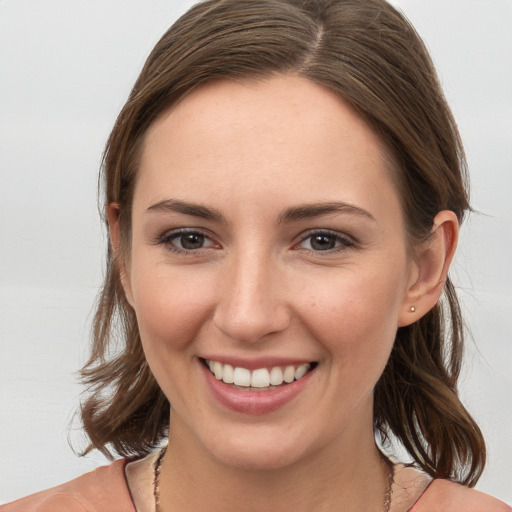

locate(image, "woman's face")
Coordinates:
121 75 418 469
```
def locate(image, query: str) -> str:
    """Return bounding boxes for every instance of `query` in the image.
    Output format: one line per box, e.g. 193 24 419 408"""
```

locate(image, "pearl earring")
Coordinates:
410 306 416 312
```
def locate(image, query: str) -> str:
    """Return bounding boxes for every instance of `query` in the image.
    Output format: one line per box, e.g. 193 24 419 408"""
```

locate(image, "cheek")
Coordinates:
296 261 407 363
129 260 216 353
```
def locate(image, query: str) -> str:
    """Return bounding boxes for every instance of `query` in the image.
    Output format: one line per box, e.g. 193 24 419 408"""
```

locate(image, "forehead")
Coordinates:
136 75 400 219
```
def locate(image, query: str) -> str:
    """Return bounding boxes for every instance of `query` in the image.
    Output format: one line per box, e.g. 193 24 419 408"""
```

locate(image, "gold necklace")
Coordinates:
153 447 394 512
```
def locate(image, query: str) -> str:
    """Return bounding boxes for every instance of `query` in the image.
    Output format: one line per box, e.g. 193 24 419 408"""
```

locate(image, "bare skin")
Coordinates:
110 75 458 511
125 450 431 512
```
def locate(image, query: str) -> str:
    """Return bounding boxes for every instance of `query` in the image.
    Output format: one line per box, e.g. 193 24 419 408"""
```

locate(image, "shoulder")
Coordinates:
0 459 135 512
410 478 511 512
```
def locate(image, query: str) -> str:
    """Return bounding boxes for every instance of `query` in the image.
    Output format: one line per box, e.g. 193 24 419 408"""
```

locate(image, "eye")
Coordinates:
296 230 355 252
174 232 208 250
157 229 218 254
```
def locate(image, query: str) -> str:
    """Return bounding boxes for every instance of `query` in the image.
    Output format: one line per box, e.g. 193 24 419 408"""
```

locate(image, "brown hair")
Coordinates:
80 0 485 486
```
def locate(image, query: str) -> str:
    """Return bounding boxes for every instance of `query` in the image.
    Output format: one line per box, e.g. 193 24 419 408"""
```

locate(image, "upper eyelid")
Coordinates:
156 226 213 239
293 229 357 251
153 227 356 249
297 228 355 242
155 228 221 256
153 227 218 247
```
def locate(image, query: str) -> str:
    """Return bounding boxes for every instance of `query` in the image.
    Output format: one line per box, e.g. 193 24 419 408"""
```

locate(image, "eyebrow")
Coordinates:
277 202 375 224
146 199 375 224
146 199 226 223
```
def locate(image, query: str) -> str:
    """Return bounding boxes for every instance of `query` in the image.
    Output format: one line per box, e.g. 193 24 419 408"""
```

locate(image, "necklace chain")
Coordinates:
153 445 167 512
153 446 394 512
382 458 395 512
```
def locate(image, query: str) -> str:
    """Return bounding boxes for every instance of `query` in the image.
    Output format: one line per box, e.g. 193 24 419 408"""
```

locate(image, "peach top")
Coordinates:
1 455 510 512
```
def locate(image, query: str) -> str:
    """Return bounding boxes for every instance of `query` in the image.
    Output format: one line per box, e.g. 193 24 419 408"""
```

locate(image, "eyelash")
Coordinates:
295 229 356 253
155 228 356 256
155 229 218 255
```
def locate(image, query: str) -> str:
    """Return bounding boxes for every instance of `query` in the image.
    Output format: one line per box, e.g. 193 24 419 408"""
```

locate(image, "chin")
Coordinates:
214 445 303 472
200 426 316 471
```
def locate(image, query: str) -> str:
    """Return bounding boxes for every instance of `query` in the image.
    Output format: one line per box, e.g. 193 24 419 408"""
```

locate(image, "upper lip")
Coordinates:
199 356 315 370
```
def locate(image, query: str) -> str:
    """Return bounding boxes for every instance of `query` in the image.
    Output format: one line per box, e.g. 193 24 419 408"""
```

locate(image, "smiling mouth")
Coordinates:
202 359 317 391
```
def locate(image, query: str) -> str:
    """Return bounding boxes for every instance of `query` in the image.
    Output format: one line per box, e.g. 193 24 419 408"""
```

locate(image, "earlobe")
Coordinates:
106 203 135 308
398 210 459 327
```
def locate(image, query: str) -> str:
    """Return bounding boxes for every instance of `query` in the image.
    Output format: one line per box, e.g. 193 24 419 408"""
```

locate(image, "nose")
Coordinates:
213 250 291 344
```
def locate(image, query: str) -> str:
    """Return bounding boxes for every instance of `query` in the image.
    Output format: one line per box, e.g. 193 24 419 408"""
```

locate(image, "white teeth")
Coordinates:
251 368 270 388
233 367 251 387
213 361 223 380
269 366 284 386
294 363 309 380
222 364 234 384
205 360 312 388
283 365 295 383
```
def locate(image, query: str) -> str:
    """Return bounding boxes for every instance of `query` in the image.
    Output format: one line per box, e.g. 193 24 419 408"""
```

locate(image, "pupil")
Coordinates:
181 233 204 249
311 235 335 251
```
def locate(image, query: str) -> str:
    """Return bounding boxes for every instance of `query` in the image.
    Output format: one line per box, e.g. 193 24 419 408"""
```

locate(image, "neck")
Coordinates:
158 414 391 512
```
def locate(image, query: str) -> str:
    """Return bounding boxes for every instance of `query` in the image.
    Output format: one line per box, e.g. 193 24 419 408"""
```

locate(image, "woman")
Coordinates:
2 0 510 510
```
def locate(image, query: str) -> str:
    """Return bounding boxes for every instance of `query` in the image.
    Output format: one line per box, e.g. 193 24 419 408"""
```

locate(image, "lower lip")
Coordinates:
200 361 314 415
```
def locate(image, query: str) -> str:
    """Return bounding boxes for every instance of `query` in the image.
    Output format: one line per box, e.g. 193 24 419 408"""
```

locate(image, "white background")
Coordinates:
1 0 511 505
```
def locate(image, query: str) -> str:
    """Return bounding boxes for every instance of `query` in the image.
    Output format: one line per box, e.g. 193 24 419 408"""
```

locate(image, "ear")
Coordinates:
106 203 135 308
398 210 459 327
